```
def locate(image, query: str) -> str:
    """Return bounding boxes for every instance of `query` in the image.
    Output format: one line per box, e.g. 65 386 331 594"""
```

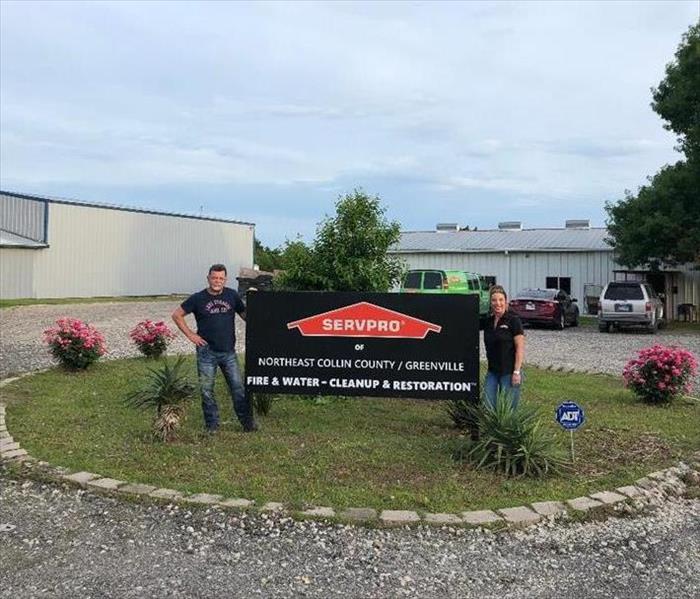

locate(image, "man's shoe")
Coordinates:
243 422 258 433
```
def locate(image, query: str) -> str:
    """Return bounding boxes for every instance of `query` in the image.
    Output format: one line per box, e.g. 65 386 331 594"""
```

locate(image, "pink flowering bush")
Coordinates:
622 345 698 404
43 317 106 370
129 320 175 359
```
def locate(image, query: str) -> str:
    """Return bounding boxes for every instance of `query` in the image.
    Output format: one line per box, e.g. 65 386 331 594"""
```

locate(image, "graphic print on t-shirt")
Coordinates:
205 299 232 314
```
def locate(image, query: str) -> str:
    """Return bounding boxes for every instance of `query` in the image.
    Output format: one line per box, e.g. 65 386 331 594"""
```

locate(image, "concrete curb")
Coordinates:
1 376 698 529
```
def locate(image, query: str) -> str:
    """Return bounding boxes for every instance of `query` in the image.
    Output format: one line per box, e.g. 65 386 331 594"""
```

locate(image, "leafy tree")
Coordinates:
276 238 325 290
606 161 699 269
606 24 700 269
278 189 404 291
651 23 700 160
254 237 285 272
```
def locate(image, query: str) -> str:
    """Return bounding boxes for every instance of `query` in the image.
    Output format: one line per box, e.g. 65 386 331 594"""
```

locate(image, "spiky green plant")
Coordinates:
457 390 568 477
253 393 274 416
445 396 478 431
125 357 197 442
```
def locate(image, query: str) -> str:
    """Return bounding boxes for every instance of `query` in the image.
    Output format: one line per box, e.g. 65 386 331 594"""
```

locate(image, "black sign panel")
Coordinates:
244 291 479 401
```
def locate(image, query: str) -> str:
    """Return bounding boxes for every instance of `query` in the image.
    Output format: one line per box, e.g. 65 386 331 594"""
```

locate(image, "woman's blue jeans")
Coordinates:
196 345 254 431
484 370 522 409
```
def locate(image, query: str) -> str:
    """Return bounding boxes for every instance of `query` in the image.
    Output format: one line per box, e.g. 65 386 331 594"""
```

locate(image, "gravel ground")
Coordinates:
1 475 699 599
0 301 246 378
1 301 698 387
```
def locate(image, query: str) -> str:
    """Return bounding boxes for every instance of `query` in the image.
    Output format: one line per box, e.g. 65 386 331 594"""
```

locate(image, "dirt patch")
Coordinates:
576 428 673 477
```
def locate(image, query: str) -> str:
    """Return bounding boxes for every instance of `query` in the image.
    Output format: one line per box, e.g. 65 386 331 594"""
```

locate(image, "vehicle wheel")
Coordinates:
571 309 579 327
647 313 658 334
557 310 565 330
657 309 667 330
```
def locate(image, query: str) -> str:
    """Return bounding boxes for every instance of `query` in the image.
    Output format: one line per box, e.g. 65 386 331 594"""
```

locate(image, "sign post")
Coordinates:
555 401 585 462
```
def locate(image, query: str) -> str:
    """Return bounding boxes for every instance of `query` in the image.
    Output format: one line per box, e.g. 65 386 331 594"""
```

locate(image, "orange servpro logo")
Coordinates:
286 302 442 339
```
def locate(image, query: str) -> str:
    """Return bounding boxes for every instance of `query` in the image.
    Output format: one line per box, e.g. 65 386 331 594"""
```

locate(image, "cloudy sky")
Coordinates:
1 1 697 246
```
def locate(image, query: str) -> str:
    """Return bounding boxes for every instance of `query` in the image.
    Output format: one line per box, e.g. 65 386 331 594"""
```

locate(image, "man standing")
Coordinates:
172 264 257 433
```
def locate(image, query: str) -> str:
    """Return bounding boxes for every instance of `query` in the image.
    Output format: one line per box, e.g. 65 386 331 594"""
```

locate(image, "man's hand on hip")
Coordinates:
189 334 208 347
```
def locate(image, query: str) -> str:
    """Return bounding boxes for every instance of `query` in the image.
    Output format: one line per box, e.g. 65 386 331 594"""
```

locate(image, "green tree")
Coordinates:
651 23 700 160
606 162 699 269
254 237 285 272
606 24 700 269
278 189 404 291
276 238 324 290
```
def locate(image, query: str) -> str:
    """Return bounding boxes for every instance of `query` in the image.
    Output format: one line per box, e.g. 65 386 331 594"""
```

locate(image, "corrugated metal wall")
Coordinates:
672 266 700 318
0 193 46 241
1 201 254 298
396 251 618 312
0 248 36 298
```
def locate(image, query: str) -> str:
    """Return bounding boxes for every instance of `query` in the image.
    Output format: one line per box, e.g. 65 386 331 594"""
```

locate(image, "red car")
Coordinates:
509 288 580 330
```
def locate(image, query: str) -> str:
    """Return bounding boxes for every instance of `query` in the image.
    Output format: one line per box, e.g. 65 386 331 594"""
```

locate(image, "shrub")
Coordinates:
125 357 196 442
456 391 567 477
129 320 175 359
622 345 697 404
43 317 106 370
445 396 478 432
253 393 274 416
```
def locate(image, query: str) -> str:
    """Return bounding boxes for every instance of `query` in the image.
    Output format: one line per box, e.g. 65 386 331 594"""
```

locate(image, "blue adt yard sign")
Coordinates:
556 401 585 461
556 401 585 431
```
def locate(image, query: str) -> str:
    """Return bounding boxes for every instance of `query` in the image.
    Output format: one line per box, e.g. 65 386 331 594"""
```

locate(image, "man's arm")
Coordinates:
171 306 207 347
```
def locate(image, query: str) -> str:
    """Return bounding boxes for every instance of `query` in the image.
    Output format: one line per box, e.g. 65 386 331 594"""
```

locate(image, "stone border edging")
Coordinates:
2 375 699 529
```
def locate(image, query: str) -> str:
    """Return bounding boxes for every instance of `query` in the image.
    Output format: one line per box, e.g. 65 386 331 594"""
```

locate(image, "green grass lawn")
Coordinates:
665 320 700 333
0 295 186 309
4 357 698 512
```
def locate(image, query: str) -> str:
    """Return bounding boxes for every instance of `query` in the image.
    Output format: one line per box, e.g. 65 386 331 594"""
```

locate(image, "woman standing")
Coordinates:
483 285 525 408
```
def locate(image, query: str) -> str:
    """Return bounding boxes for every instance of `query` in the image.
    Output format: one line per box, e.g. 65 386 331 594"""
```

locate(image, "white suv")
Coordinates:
598 282 665 333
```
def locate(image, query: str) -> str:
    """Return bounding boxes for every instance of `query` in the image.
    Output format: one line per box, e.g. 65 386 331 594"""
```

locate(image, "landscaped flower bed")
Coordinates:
3 358 699 512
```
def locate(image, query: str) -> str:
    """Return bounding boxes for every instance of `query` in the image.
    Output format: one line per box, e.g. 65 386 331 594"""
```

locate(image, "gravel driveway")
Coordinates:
0 301 245 378
2 301 698 387
1 476 699 599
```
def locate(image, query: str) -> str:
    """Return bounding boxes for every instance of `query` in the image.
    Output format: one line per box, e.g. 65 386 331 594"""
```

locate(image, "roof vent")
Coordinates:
436 223 459 232
565 219 590 229
498 221 522 231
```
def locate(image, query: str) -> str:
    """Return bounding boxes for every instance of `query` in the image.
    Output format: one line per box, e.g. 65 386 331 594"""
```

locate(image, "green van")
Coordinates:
400 269 490 318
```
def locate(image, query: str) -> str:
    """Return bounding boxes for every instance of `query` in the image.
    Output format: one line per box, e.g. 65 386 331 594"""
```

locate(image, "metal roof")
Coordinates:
394 228 613 253
0 228 48 248
0 190 255 227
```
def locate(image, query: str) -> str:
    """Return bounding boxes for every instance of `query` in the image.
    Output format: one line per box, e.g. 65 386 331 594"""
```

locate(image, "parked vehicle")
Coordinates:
597 282 664 333
400 269 489 319
508 288 579 330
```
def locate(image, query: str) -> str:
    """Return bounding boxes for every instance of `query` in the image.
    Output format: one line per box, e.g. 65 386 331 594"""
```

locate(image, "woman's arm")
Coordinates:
512 333 525 385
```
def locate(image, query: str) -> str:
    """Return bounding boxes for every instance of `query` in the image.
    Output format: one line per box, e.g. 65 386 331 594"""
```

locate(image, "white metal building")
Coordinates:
392 221 700 320
0 191 255 299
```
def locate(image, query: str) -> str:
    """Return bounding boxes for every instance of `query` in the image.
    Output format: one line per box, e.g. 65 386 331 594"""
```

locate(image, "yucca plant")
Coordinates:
456 390 568 477
125 357 197 442
445 396 478 431
253 393 274 416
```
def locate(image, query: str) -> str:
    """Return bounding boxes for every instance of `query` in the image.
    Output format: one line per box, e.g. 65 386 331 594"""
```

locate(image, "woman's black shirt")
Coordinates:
483 311 524 376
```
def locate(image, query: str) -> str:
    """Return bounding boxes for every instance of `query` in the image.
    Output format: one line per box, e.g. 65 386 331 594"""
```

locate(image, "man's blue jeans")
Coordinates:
196 345 254 431
484 370 522 409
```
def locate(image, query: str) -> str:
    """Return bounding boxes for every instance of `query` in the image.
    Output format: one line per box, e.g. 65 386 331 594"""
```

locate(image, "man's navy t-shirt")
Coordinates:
181 287 245 352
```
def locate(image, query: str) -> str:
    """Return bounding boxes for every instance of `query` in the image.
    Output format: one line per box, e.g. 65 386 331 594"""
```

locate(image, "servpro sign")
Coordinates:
287 302 442 338
244 291 479 401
